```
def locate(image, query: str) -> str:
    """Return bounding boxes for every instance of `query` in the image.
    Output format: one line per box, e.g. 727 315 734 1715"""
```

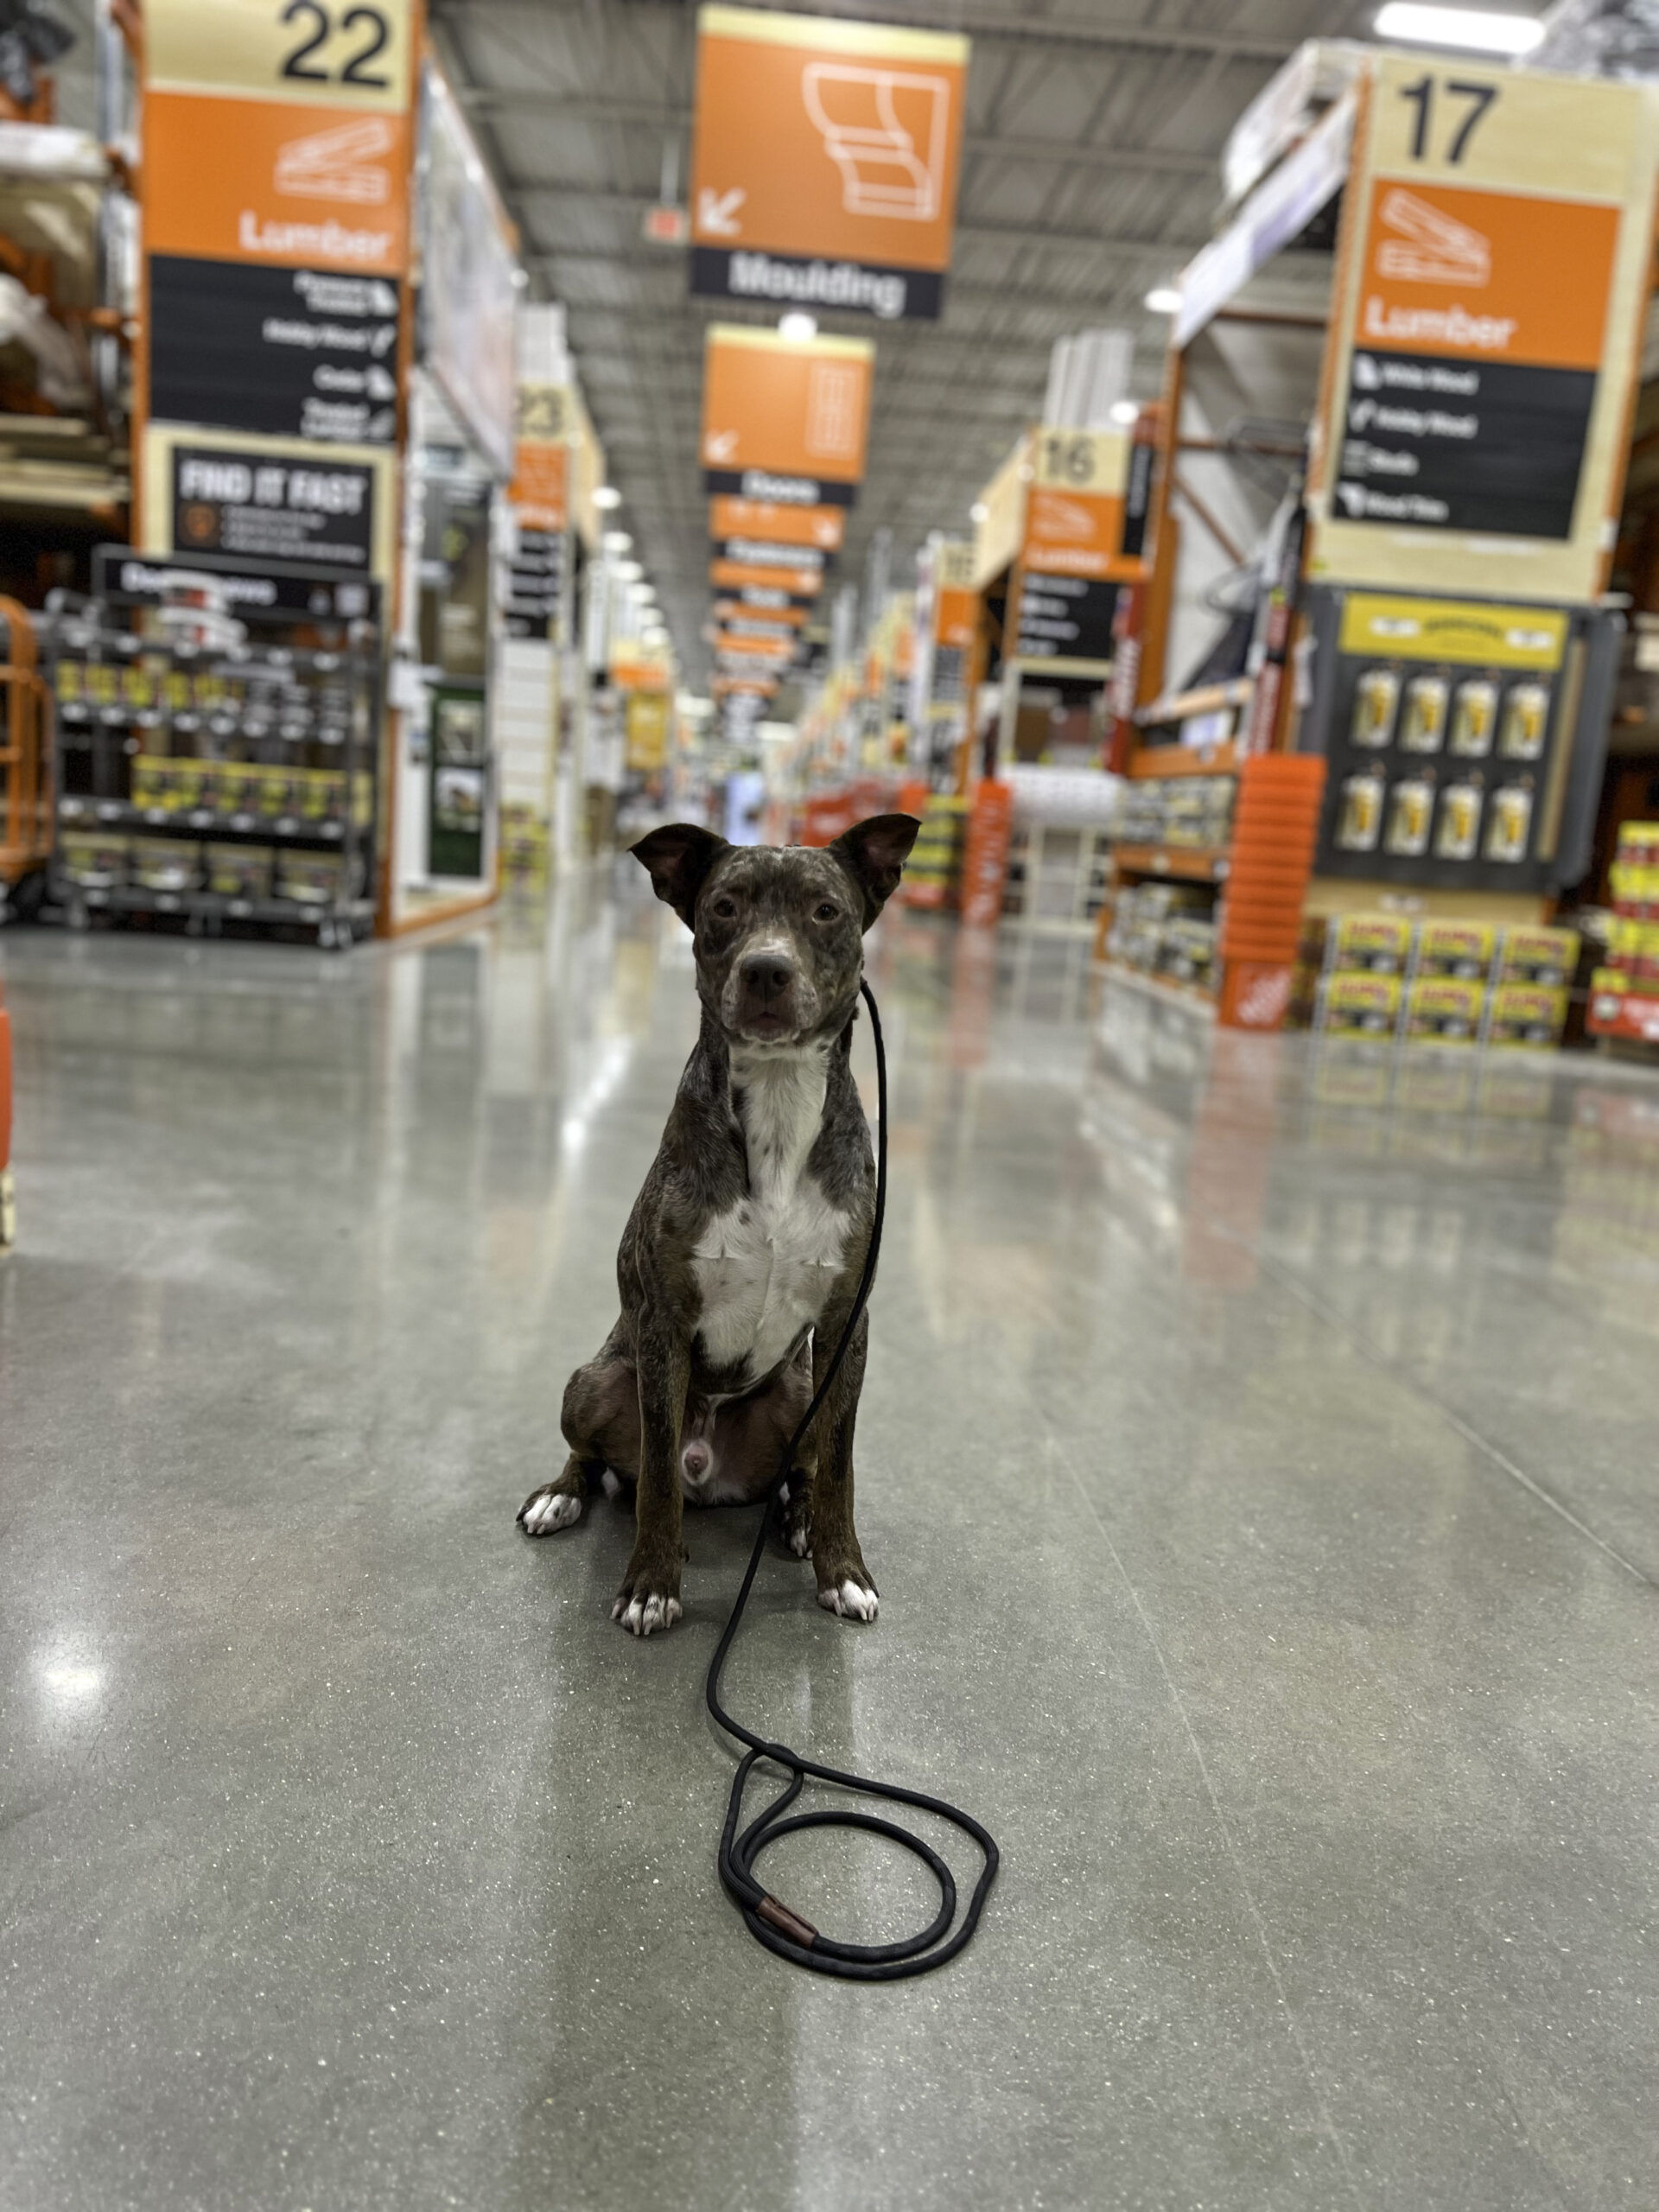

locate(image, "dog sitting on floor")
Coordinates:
517 814 919 1636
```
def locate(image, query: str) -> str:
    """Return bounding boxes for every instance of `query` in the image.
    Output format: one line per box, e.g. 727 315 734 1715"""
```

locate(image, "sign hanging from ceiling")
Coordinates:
702 326 874 504
143 0 416 276
1308 54 1659 602
708 495 845 551
710 554 826 597
690 5 968 322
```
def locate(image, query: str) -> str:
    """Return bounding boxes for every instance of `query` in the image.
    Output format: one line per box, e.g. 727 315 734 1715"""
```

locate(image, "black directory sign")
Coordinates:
171 445 377 570
505 529 565 639
1012 572 1118 664
92 546 379 620
149 257 402 448
1334 349 1595 540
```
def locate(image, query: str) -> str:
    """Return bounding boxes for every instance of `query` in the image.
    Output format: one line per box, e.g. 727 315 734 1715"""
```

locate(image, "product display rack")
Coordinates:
1093 684 1249 1007
48 550 382 949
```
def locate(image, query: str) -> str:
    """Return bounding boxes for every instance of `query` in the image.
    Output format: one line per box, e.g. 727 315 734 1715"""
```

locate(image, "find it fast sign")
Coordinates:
171 444 378 569
689 5 969 323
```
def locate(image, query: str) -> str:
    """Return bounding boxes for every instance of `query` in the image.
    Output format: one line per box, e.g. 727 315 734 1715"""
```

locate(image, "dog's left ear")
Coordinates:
828 812 922 929
631 823 730 929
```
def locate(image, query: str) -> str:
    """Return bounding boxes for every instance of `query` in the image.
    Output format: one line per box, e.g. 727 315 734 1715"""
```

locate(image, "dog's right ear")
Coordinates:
630 823 730 929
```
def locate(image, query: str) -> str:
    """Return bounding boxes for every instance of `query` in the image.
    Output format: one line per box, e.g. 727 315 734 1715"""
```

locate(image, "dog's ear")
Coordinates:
630 823 730 929
828 813 922 929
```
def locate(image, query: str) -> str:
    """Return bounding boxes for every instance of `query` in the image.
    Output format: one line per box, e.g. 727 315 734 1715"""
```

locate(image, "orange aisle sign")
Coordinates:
690 5 969 322
710 555 825 597
934 584 976 649
141 0 418 488
1309 54 1659 601
1020 429 1153 581
509 438 568 533
143 0 416 275
709 495 845 551
714 594 809 626
702 325 873 503
715 632 797 663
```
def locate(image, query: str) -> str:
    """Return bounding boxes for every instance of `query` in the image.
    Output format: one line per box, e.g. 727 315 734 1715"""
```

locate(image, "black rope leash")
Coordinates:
704 979 1000 1979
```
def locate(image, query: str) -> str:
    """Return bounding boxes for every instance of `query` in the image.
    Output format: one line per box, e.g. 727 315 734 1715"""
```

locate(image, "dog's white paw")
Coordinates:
518 1486 583 1536
788 1518 812 1560
817 1578 878 1622
612 1591 683 1637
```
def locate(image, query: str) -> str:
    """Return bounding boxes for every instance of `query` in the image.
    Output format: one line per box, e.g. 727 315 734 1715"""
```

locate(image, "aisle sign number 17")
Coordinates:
1395 75 1498 165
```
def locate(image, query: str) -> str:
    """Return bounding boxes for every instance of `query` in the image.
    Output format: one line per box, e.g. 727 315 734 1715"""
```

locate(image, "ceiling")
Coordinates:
430 0 1391 689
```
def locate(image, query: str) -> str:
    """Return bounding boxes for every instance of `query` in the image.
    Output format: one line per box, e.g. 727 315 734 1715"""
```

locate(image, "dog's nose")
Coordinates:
740 951 793 1002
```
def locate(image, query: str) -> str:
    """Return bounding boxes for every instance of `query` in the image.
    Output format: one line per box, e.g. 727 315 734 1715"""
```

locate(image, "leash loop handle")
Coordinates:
703 980 1000 1980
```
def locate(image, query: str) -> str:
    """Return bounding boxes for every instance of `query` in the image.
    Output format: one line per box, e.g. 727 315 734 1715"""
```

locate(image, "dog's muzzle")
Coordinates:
723 940 817 1042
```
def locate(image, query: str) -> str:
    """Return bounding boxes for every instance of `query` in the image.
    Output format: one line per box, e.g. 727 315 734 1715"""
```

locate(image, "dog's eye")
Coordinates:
814 901 840 922
711 895 738 921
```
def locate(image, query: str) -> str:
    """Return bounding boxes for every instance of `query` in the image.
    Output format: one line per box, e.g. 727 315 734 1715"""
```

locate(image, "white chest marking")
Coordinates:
692 1046 849 1383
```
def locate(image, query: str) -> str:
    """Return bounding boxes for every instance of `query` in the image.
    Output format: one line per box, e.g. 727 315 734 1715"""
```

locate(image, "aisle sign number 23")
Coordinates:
146 0 413 111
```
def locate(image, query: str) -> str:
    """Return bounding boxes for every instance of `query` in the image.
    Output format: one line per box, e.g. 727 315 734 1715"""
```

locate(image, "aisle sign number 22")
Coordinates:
279 1 393 90
145 0 411 111
1395 75 1498 165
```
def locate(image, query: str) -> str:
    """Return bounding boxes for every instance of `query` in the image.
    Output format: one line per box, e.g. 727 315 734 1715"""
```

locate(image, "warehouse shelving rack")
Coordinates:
48 550 383 949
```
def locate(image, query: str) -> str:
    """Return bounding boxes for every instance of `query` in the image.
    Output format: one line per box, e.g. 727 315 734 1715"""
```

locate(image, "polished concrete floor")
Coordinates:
5 879 1659 2212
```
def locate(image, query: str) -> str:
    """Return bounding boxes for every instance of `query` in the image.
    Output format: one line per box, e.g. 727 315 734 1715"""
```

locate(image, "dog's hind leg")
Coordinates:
518 1334 638 1537
518 1454 593 1536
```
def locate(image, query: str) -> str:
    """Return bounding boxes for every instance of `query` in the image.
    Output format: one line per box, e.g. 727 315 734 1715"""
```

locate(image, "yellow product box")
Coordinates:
130 755 168 810
130 836 199 893
1485 982 1568 1048
205 842 273 899
351 770 372 828
1415 920 1497 981
1591 965 1631 995
1615 821 1659 862
1329 913 1414 974
215 761 258 817
165 758 210 811
258 767 302 820
1497 925 1578 987
299 768 336 821
58 831 128 886
1320 972 1402 1039
1404 976 1486 1043
1610 860 1659 908
85 662 119 710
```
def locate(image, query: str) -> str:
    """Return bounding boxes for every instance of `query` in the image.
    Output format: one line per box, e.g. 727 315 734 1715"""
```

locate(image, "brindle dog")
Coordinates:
517 815 920 1635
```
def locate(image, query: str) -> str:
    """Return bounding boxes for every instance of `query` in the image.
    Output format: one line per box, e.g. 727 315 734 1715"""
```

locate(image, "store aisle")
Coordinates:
4 881 1659 2212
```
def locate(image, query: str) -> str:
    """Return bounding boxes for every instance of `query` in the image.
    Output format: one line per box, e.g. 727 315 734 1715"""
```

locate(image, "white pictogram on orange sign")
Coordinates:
802 64 950 222
805 361 861 460
1376 188 1490 287
275 117 396 207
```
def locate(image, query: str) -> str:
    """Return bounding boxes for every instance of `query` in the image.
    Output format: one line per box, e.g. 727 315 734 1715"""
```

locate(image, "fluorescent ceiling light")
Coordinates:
779 311 818 342
1144 286 1182 315
613 559 644 582
1373 3 1543 52
969 501 988 524
594 485 622 510
1109 399 1139 426
602 530 632 554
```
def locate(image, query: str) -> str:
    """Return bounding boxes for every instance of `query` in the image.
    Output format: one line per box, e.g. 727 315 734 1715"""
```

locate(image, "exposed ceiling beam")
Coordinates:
433 0 1298 63
510 182 1206 260
459 87 1217 177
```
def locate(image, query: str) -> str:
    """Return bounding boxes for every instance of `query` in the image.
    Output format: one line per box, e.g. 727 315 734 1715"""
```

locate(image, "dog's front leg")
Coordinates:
612 1311 688 1636
809 1300 878 1623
